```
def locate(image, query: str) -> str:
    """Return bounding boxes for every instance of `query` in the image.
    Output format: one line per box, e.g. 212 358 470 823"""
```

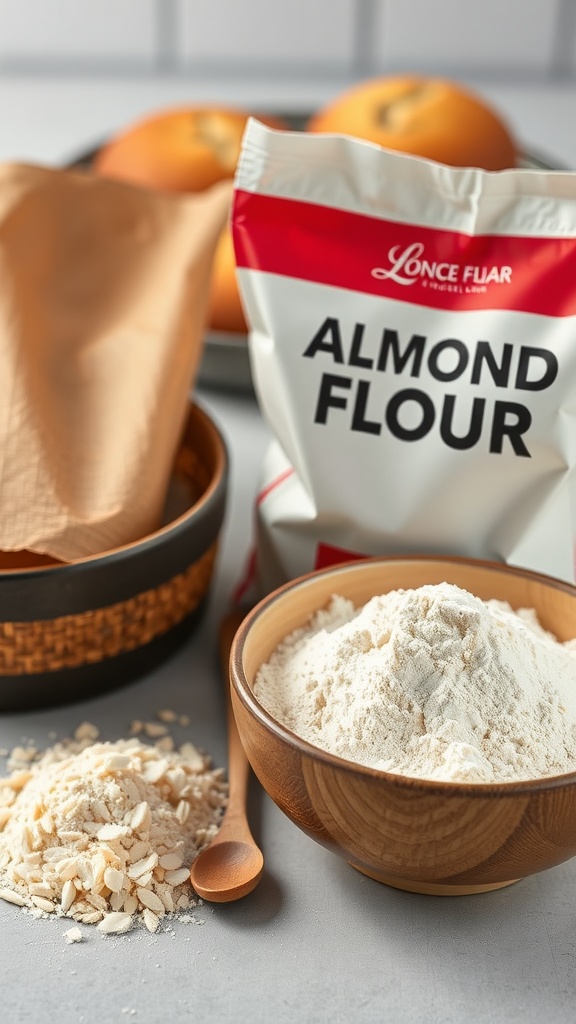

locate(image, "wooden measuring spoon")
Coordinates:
189 610 264 902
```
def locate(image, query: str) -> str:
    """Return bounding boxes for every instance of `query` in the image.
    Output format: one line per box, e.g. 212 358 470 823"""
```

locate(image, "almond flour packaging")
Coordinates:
231 119 576 596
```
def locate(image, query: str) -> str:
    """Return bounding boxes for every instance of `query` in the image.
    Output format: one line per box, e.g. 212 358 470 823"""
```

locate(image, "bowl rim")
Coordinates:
0 399 229 620
230 553 576 798
0 399 226 580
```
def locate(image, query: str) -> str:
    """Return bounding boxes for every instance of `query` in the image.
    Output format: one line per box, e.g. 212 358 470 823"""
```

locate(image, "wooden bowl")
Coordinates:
230 556 576 895
0 401 228 711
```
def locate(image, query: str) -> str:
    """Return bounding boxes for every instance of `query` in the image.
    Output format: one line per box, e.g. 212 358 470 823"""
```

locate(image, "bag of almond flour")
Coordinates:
231 118 576 598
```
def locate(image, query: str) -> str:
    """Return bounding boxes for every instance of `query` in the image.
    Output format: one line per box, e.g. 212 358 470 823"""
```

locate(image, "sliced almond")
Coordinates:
61 879 77 913
164 867 191 886
96 823 130 841
73 723 99 742
143 723 168 738
97 912 133 934
128 840 150 863
103 753 132 771
29 883 54 899
78 910 104 924
143 908 160 933
31 895 56 913
158 853 183 871
38 812 54 834
55 858 79 882
175 800 191 825
141 760 169 784
127 853 158 880
103 867 125 894
123 894 138 916
157 709 177 723
179 743 204 771
130 802 151 832
136 887 165 915
0 887 27 906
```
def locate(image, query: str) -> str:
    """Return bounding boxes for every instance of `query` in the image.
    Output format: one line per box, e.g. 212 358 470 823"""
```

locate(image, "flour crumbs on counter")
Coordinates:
254 582 576 783
0 721 227 935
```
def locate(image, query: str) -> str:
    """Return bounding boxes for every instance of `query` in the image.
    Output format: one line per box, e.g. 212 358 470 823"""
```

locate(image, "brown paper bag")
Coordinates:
0 163 231 561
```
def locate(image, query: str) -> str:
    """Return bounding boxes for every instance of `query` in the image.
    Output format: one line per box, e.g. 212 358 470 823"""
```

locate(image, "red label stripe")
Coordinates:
256 466 295 505
314 542 366 570
232 189 576 318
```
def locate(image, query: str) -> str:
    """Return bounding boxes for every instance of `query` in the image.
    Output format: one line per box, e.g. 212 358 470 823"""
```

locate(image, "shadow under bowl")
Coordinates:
230 555 576 895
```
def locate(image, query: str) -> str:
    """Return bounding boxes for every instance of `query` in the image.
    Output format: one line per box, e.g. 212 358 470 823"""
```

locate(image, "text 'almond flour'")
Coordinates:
0 727 227 934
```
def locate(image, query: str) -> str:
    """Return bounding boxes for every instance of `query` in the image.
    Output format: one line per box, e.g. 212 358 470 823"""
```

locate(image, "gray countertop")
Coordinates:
1 76 576 1024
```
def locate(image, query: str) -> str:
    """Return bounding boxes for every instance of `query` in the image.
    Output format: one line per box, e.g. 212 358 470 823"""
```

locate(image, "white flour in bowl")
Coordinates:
253 582 576 783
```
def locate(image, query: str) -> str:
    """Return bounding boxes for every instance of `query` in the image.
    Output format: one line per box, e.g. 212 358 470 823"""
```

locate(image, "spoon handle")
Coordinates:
219 610 251 810
189 608 264 902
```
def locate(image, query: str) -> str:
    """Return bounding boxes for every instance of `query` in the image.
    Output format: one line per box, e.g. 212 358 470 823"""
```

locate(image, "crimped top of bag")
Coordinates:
235 118 576 237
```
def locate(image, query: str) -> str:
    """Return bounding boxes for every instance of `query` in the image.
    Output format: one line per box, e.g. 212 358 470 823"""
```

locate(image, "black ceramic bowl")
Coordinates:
0 400 228 711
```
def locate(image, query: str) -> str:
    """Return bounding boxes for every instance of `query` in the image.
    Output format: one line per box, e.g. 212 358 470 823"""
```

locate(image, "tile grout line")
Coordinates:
548 0 576 79
352 0 382 77
154 0 179 71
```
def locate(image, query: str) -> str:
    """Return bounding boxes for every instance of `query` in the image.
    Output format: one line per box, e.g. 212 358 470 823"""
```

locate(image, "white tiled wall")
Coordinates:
177 0 357 70
0 0 574 80
0 0 158 66
372 0 562 78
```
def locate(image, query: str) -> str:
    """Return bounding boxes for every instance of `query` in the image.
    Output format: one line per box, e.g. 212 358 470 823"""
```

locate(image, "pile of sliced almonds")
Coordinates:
0 720 227 934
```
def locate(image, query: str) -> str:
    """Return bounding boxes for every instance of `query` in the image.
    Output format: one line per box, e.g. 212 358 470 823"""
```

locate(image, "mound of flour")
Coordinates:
253 582 576 783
